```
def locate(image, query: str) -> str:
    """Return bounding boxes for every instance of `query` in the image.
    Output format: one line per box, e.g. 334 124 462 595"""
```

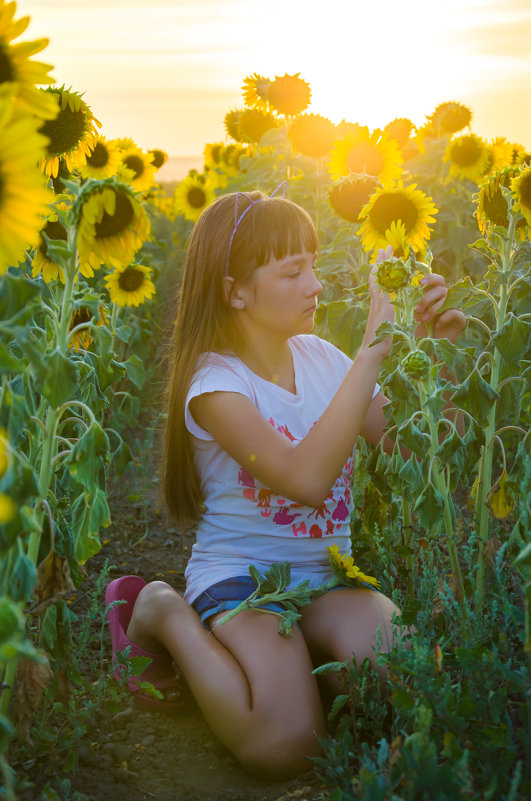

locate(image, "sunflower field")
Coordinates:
0 4 530 800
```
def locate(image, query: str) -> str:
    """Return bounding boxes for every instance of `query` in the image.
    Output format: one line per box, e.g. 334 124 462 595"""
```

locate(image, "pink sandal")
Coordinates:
105 575 185 712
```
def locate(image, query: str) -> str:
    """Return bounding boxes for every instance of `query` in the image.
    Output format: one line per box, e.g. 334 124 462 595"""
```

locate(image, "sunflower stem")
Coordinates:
474 209 515 607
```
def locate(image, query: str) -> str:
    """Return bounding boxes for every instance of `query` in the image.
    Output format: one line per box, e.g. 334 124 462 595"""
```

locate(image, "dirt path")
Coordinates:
25 463 329 801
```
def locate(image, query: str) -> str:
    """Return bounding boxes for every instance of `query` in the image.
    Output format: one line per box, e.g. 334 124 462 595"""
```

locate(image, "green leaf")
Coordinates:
450 369 500 422
328 693 349 721
438 276 494 318
40 349 78 407
278 609 300 637
491 313 531 363
398 418 430 456
0 343 25 374
8 540 37 602
120 354 146 390
260 561 291 594
0 273 41 324
391 688 415 710
413 485 444 530
433 339 475 377
71 487 111 564
67 421 110 491
312 661 347 675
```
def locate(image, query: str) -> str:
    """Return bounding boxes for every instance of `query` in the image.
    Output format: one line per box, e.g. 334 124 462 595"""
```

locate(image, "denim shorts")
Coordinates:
190 575 377 630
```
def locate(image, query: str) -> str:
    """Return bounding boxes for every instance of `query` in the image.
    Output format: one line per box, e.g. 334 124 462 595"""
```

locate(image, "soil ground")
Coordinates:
16 457 331 801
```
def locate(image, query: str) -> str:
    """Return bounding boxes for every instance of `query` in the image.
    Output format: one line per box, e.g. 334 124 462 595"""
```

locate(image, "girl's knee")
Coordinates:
238 724 321 780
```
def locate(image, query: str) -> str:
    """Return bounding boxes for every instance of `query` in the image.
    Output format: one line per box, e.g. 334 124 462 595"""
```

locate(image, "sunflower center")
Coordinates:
0 45 16 83
482 188 508 227
150 149 165 169
118 267 144 292
451 137 482 167
519 172 531 207
40 219 68 257
346 143 384 176
370 193 418 234
94 191 134 239
40 102 88 156
123 155 144 179
210 145 222 164
187 187 207 208
87 142 109 168
72 307 92 326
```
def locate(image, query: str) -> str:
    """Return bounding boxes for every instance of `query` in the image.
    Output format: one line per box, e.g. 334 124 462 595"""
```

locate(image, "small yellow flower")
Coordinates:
327 545 381 588
0 428 9 477
0 493 16 525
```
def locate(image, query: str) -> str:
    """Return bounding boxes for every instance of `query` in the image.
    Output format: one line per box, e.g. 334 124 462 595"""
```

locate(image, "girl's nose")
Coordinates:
309 273 323 296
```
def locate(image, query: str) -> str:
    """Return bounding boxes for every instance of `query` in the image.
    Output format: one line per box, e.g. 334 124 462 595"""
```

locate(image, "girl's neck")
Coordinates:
239 338 295 393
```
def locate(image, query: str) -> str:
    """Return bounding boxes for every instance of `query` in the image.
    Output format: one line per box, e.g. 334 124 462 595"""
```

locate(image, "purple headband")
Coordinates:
225 181 287 275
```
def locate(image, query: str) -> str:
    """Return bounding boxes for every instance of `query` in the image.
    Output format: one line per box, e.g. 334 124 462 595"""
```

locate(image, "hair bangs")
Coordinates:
231 196 318 277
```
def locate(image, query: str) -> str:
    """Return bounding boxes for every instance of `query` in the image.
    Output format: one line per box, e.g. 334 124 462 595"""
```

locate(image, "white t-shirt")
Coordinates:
183 334 380 604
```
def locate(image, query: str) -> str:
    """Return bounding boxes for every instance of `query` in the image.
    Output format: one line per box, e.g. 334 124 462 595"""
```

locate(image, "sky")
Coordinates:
21 0 531 158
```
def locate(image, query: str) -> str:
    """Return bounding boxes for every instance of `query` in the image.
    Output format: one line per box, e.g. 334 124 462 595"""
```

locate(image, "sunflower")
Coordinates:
148 148 167 170
117 145 156 192
384 219 410 258
104 263 155 307
40 86 101 177
511 144 528 166
383 118 414 150
224 109 244 142
31 214 67 283
358 180 438 257
68 303 107 349
0 1 57 119
511 165 531 227
476 168 519 233
79 136 121 180
237 108 278 144
75 179 151 269
266 73 311 116
174 174 215 222
487 137 516 172
335 121 364 138
242 73 271 111
443 133 491 182
204 142 224 171
50 157 72 194
288 113 336 158
329 127 403 187
328 176 379 223
430 101 472 135
109 137 136 151
0 106 52 272
414 122 439 154
327 545 381 588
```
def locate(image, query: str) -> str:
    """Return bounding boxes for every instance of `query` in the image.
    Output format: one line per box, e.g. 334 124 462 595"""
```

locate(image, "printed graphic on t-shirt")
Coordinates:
237 418 353 538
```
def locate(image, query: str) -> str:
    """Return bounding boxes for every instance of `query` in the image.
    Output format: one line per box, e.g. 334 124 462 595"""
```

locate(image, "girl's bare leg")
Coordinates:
126 581 325 779
299 588 401 696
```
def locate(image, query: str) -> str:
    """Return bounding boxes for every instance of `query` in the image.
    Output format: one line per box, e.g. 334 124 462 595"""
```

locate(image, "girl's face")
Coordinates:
234 249 323 339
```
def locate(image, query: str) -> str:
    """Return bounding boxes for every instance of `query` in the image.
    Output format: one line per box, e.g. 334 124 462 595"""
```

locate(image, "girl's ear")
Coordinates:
223 275 246 310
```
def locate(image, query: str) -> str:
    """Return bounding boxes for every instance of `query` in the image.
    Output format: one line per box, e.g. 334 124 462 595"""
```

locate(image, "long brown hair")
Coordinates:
162 190 319 530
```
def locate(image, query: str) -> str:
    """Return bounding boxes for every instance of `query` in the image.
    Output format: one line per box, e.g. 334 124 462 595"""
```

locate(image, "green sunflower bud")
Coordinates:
0 597 25 645
402 349 431 380
375 257 412 292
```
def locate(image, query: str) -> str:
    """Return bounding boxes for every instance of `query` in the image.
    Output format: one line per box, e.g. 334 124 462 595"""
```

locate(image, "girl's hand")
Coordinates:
363 246 395 357
414 273 466 343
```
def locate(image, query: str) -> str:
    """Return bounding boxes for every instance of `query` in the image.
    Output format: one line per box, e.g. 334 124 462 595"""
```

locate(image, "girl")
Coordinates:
106 189 466 779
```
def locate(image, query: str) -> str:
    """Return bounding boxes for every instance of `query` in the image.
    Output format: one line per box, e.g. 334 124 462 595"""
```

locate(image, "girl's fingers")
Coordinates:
415 273 448 320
